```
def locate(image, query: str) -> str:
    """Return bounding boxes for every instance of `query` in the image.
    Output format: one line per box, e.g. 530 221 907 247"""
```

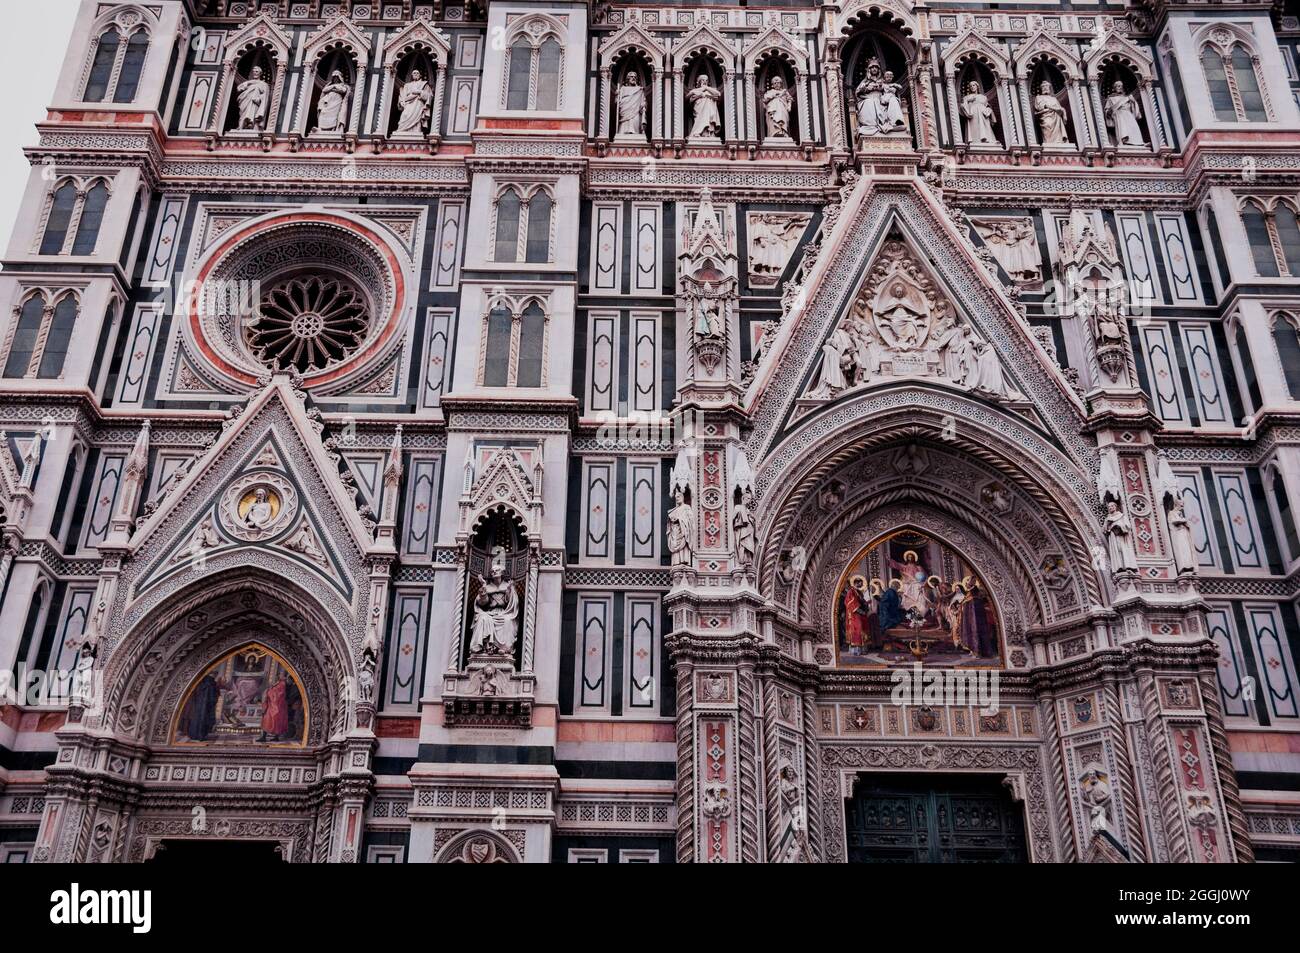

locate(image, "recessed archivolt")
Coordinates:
100 570 351 747
754 394 1105 620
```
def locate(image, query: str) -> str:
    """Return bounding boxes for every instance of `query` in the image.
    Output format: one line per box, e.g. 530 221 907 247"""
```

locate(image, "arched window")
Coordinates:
1242 198 1300 276
72 183 109 255
115 30 150 103
83 22 150 104
525 191 553 263
3 291 79 380
493 185 554 264
503 24 564 111
40 183 78 255
1201 47 1236 121
1241 200 1280 276
483 305 513 387
4 296 46 378
1273 313 1300 399
37 296 78 379
83 29 120 103
517 302 546 387
493 189 522 262
480 298 550 388
1201 40 1269 122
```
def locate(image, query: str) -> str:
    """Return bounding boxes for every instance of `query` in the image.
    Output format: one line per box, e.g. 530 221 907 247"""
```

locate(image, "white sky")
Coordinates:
0 0 81 244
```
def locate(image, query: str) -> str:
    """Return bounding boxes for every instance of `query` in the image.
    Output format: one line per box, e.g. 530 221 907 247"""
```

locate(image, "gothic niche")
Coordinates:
806 237 1021 402
612 51 652 142
1028 59 1073 148
834 530 1003 668
958 59 1003 148
1100 61 1148 148
843 28 913 149
306 45 357 137
173 644 308 747
683 50 725 143
389 46 438 138
225 45 277 134
463 510 528 668
755 53 798 145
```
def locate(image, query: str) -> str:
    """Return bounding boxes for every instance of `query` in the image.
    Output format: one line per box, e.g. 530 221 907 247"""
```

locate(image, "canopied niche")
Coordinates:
842 24 915 148
463 508 528 667
833 529 1003 668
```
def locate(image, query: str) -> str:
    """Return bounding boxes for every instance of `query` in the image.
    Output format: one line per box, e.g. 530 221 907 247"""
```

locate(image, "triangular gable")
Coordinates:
743 25 809 71
303 13 373 64
941 28 1010 75
383 17 452 59
745 178 1090 469
598 22 666 67
122 377 376 611
223 11 293 62
670 23 733 70
1013 29 1082 81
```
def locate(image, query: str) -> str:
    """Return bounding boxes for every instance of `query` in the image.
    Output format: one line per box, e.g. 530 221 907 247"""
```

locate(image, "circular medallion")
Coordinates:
221 472 298 542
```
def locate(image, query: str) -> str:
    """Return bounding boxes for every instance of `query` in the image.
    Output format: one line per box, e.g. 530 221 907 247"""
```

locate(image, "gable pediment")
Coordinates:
745 179 1090 469
115 378 377 638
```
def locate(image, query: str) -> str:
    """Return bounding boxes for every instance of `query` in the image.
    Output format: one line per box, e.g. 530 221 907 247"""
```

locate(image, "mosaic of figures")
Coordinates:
174 645 308 747
835 531 1003 668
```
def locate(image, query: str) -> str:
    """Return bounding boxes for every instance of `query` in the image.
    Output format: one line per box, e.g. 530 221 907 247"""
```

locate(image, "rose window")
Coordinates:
245 273 371 373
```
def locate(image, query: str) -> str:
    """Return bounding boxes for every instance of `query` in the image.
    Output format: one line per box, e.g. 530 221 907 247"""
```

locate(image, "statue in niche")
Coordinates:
854 57 907 138
234 65 270 131
394 69 433 136
763 76 794 141
732 488 756 568
1168 497 1197 575
358 630 379 704
313 69 351 135
686 75 722 139
1033 81 1070 145
695 285 724 338
667 488 694 568
616 72 647 138
1104 81 1145 146
469 546 519 657
1103 500 1138 573
960 80 1000 146
242 487 275 530
1080 764 1113 835
971 218 1042 284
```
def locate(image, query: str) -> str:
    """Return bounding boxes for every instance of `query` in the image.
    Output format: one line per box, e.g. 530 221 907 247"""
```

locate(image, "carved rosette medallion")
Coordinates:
219 471 299 542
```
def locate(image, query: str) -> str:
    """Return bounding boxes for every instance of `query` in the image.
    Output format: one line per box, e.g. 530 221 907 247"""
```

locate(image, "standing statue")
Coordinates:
763 76 795 141
616 72 647 138
1168 497 1198 576
667 488 695 568
811 324 855 396
234 65 270 131
313 70 351 135
469 546 519 656
686 75 722 140
961 81 1000 146
695 285 724 337
974 219 1042 283
1033 82 1070 145
732 488 756 568
394 69 433 137
1103 500 1139 572
1104 82 1145 146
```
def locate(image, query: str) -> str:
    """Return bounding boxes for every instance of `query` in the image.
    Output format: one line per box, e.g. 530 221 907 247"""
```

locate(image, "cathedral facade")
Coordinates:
0 0 1297 863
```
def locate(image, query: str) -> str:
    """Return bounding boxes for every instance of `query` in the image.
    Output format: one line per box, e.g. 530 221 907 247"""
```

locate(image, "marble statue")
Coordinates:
695 286 724 338
732 488 756 568
854 58 907 137
811 325 855 396
469 546 519 656
1168 497 1197 576
1104 82 1145 147
961 81 1000 146
763 76 794 141
1104 500 1138 572
748 213 810 284
686 76 722 139
234 66 270 131
1033 82 1070 145
313 70 351 135
243 488 274 530
667 488 694 568
616 72 647 138
395 69 433 137
972 218 1042 283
